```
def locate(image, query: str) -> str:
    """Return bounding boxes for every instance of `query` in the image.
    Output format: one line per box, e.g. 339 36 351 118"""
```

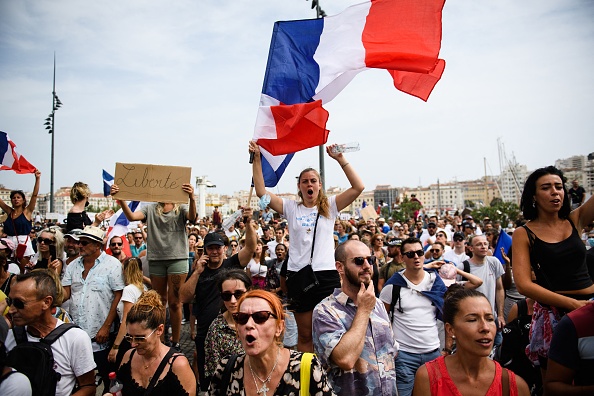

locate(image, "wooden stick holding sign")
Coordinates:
112 163 192 203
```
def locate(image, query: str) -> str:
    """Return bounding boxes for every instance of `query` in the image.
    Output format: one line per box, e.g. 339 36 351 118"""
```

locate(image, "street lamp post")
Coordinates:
43 53 62 213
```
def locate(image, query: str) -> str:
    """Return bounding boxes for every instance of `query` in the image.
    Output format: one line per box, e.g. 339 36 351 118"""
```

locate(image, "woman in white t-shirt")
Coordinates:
108 257 145 367
249 140 364 352
246 241 267 289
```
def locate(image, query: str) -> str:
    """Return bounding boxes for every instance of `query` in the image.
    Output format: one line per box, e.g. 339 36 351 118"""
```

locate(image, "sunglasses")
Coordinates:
37 237 55 245
430 249 442 253
402 249 425 258
454 237 464 242
79 240 93 246
221 290 246 301
350 256 376 266
124 328 157 343
232 311 277 325
6 297 41 309
110 242 122 247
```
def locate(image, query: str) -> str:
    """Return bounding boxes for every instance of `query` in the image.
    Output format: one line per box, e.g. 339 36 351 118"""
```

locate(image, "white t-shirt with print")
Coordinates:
283 196 338 272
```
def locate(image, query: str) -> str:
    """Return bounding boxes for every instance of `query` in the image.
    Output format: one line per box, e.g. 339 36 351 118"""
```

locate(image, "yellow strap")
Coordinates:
300 352 314 396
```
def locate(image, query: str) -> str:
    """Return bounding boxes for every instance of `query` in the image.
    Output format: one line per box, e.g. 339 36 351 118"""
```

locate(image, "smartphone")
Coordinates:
49 245 57 261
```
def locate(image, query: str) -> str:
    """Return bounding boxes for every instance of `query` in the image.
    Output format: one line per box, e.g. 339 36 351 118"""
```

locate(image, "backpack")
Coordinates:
496 299 542 394
7 323 78 396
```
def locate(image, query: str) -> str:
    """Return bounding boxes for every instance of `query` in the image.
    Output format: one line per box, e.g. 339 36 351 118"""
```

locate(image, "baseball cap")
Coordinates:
204 233 225 247
453 232 465 241
387 239 402 247
65 228 83 241
439 263 458 287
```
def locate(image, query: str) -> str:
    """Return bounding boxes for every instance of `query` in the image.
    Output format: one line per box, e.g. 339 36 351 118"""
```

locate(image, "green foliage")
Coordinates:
471 200 520 224
389 196 422 223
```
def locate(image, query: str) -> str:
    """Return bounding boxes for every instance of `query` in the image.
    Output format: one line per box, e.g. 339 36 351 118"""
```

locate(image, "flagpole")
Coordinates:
50 53 56 213
314 1 327 192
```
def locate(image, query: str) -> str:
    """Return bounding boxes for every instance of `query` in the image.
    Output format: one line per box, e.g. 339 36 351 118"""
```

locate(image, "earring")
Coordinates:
532 199 536 208
452 335 456 340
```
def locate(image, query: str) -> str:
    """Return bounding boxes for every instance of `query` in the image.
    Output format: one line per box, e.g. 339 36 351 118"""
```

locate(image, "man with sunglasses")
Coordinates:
61 226 124 395
180 207 257 393
379 237 447 396
107 235 128 264
129 230 146 258
5 271 96 396
313 240 397 396
443 231 469 266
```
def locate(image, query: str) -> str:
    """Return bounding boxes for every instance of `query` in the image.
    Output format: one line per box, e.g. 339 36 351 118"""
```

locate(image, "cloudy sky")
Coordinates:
1 0 592 199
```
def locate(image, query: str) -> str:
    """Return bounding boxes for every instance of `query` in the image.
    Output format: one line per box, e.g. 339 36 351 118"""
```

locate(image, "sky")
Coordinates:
1 0 593 198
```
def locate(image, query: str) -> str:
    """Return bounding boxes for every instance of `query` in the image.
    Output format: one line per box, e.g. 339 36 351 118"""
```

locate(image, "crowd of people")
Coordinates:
0 155 592 395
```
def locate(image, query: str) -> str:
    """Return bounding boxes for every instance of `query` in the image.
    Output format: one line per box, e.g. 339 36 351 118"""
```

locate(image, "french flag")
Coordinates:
103 169 114 197
105 201 140 257
253 0 446 186
0 132 36 174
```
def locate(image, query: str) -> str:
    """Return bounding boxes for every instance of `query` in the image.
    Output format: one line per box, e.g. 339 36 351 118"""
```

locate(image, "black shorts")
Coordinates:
286 269 340 313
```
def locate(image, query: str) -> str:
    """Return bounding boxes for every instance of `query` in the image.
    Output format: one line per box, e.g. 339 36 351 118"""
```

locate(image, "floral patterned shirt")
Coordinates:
313 288 397 396
208 350 335 396
204 314 244 378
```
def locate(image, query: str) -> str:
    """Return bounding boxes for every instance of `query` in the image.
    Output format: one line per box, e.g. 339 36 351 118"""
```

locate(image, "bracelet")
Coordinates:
112 344 120 350
341 162 350 169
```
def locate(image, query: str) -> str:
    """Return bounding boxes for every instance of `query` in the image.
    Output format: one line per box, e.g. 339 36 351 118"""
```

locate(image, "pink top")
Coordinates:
426 356 518 396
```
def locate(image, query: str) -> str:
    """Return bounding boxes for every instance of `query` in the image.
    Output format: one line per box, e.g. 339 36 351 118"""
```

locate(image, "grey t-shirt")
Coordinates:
141 203 189 261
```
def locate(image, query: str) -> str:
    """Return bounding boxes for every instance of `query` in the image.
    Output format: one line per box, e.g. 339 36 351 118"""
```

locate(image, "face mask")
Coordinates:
588 238 594 248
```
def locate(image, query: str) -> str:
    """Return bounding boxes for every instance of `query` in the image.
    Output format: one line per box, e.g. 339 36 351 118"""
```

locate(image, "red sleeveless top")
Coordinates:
425 356 518 396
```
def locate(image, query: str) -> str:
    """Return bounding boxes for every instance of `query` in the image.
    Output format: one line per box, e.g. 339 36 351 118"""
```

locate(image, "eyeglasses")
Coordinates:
230 244 238 247
430 249 442 253
6 297 42 309
134 237 143 240
124 328 157 343
349 256 376 266
79 240 92 246
37 237 55 245
110 242 122 247
402 249 425 258
427 225 436 228
232 311 277 325
221 290 246 301
453 237 464 242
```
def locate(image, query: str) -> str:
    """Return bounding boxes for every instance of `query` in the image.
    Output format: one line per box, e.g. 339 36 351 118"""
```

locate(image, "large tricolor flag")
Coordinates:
253 0 446 186
0 132 36 174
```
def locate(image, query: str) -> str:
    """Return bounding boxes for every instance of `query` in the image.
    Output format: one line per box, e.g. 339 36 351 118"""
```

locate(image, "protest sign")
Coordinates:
360 206 379 221
113 163 191 203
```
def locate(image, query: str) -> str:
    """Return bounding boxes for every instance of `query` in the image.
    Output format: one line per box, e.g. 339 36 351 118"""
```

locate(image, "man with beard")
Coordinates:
378 238 405 291
313 240 397 396
63 229 82 267
379 237 447 396
107 235 127 263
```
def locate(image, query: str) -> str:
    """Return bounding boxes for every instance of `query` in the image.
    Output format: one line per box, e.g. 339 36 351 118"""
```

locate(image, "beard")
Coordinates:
345 265 372 288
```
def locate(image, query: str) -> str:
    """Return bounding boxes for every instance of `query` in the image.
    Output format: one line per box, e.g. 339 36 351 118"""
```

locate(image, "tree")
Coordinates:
389 196 421 223
471 200 520 225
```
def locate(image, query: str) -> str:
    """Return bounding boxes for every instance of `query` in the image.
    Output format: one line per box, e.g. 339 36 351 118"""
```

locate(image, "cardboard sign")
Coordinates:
113 163 191 203
360 206 379 221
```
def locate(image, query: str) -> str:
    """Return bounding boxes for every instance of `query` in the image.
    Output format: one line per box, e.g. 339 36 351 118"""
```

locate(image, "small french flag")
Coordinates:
0 132 36 174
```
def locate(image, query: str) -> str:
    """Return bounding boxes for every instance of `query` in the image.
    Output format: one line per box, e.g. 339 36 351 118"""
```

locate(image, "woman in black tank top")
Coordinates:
512 166 594 369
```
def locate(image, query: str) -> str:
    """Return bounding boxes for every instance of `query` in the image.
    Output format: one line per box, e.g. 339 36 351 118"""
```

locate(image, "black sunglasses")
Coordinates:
232 311 277 325
221 290 246 301
37 237 55 245
350 256 376 266
403 249 425 258
110 242 122 247
430 249 442 253
454 237 464 242
6 297 38 309
79 240 92 246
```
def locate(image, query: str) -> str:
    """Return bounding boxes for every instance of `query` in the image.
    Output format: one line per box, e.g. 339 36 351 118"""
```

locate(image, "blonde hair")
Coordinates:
127 290 165 329
70 182 91 204
156 203 180 216
39 226 65 262
123 257 144 291
297 168 330 218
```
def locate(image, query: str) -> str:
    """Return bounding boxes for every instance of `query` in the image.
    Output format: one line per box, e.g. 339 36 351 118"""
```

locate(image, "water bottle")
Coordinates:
222 209 243 230
330 142 360 154
109 372 123 396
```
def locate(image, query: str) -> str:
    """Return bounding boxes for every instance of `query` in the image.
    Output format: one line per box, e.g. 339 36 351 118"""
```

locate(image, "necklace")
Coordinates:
248 348 280 396
141 352 160 370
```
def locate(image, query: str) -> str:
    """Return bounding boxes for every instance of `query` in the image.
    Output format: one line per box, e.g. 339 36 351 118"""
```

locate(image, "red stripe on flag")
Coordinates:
363 0 446 100
256 100 330 156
